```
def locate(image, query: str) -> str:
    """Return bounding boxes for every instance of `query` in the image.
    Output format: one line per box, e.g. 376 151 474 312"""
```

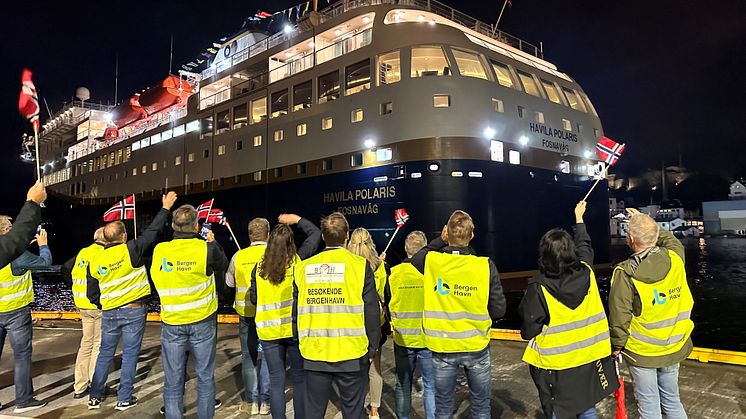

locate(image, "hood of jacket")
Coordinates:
619 246 671 284
529 264 591 310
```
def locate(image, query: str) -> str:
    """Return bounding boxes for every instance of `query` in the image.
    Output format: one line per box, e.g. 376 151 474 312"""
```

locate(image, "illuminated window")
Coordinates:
346 59 371 95
560 160 571 173
376 148 392 162
173 124 185 137
322 117 333 130
377 50 401 85
490 140 504 162
381 101 393 115
535 112 545 124
351 109 363 123
132 168 138 176
216 110 230 134
188 152 195 162
270 89 288 118
162 129 173 141
452 48 488 80
254 135 262 147
186 120 200 133
254 171 262 181
274 130 284 142
217 144 226 155
509 150 520 165
582 93 598 116
141 165 147 174
541 80 563 104
200 116 213 138
517 71 541 97
433 95 450 108
490 61 515 89
175 156 182 166
233 103 248 128
318 70 340 104
151 162 158 171
274 168 283 178
251 97 267 123
563 87 587 112
562 118 572 131
297 123 308 136
293 81 312 111
411 46 450 77
132 142 141 151
492 98 504 113
351 153 363 167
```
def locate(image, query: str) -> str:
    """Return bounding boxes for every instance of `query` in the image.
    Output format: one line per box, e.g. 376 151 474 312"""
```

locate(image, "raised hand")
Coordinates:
162 191 178 210
27 181 46 205
36 229 48 246
575 201 587 223
278 213 301 225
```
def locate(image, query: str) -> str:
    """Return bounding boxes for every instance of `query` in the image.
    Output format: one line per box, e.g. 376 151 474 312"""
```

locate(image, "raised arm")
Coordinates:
573 201 594 265
128 192 177 267
0 183 45 267
278 214 321 260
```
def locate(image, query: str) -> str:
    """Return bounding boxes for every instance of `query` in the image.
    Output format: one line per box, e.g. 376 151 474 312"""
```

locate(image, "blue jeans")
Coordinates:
90 305 147 401
239 316 270 403
553 407 598 419
432 347 491 419
628 364 688 419
0 306 34 405
262 338 305 419
161 315 217 419
394 344 435 419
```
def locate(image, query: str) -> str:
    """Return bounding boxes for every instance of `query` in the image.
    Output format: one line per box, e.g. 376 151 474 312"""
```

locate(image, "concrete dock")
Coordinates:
0 321 743 418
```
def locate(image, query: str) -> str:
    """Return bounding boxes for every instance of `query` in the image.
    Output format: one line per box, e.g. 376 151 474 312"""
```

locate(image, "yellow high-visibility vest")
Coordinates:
233 244 265 317
625 250 694 357
71 243 105 310
150 238 217 326
522 263 611 369
0 263 33 313
295 248 368 362
90 243 151 311
389 262 425 348
255 255 299 341
422 252 491 353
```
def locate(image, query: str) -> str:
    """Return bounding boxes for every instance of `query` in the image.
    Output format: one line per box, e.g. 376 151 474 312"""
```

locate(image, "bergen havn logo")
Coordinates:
78 259 86 268
161 258 174 273
435 278 451 295
652 289 667 306
97 265 109 276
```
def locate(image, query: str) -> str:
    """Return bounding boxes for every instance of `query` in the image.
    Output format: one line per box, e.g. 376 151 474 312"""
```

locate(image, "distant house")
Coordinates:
656 217 687 232
702 200 746 234
729 181 746 200
672 225 700 238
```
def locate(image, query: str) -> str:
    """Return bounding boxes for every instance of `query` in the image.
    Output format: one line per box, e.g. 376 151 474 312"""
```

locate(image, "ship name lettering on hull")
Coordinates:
529 123 578 142
541 139 570 153
323 186 396 204
336 203 379 216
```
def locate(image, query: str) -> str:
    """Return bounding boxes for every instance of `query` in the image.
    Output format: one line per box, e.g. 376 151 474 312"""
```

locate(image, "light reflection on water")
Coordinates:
30 237 746 351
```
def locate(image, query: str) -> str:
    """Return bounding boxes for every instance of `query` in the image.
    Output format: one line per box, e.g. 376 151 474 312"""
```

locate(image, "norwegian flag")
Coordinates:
18 69 40 133
206 209 226 225
255 11 272 18
394 208 410 228
596 136 625 166
103 195 136 221
196 199 214 219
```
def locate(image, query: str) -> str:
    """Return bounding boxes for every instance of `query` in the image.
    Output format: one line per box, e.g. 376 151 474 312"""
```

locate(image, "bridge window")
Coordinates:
271 89 288 118
562 87 587 112
377 50 401 85
323 158 333 170
346 59 371 96
200 116 213 138
173 124 185 137
541 80 563 104
318 70 340 104
297 163 307 175
490 61 515 89
297 123 308 137
186 120 200 133
251 97 267 124
581 93 598 116
452 48 488 80
216 110 230 134
411 46 450 77
433 94 450 108
254 171 262 181
517 71 541 97
274 168 283 178
293 81 312 111
233 103 248 129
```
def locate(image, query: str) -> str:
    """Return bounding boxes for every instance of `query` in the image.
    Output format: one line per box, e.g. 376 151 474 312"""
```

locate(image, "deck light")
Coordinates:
418 15 425 22
483 127 496 139
335 28 343 36
283 24 294 34
362 16 371 24
364 139 376 149
583 149 592 158
307 41 315 48
429 19 436 25
519 136 529 145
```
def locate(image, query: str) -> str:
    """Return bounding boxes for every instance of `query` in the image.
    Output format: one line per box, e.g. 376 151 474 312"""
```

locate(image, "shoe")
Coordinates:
239 401 251 413
160 405 165 415
88 397 102 410
259 404 271 415
73 387 90 399
14 398 47 413
215 399 222 409
115 396 138 411
250 402 260 415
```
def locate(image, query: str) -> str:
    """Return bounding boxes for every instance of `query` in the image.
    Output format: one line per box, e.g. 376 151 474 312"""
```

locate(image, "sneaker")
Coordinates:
259 404 271 415
115 396 138 411
14 398 47 413
88 397 102 410
239 401 252 413
73 387 90 399
214 399 222 409
250 402 260 415
160 405 165 415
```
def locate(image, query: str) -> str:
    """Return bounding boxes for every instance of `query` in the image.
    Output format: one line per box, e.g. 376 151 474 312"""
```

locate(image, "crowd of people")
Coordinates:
0 182 695 419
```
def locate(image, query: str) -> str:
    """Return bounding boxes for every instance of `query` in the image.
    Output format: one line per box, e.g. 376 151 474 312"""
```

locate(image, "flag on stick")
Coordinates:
103 195 136 221
596 136 625 166
206 209 226 225
614 355 628 419
18 69 41 180
383 208 410 254
196 199 214 219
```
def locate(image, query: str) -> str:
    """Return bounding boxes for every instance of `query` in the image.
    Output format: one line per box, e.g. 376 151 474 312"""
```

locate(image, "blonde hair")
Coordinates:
405 231 427 257
347 227 380 271
447 210 474 247
0 216 12 235
94 227 105 243
628 213 660 248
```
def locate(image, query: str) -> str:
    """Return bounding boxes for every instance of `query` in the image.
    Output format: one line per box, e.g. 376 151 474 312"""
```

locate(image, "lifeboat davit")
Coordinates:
138 75 194 116
110 94 147 128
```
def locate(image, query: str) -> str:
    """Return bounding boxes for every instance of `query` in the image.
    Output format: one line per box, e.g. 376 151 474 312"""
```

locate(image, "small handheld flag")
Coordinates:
103 195 136 221
596 136 625 166
394 208 409 228
614 355 628 419
206 209 226 225
196 199 215 219
19 69 42 180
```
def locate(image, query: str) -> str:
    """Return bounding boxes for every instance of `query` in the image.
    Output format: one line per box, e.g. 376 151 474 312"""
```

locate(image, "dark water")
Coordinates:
31 237 746 351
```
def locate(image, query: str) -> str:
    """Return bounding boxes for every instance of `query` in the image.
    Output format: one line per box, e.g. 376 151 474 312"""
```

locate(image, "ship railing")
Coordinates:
316 28 373 65
199 72 270 110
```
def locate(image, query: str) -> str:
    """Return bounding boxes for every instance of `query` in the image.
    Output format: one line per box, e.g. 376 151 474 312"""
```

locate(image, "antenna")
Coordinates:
114 53 119 105
169 35 174 74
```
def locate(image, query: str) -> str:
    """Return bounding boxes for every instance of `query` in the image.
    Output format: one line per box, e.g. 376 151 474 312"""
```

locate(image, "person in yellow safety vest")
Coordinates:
86 191 178 411
249 213 321 419
519 201 619 419
0 210 51 414
609 209 694 419
293 212 380 419
61 227 107 400
410 210 506 419
225 217 271 415
150 204 228 419
346 227 389 419
0 182 45 269
387 231 435 419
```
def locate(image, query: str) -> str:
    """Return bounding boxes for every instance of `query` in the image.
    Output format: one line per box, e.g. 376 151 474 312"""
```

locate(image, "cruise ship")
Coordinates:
35 0 610 272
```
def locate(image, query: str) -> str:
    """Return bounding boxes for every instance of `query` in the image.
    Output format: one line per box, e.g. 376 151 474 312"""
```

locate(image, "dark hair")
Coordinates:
172 205 198 233
538 228 581 278
321 212 349 247
249 218 270 242
258 224 297 285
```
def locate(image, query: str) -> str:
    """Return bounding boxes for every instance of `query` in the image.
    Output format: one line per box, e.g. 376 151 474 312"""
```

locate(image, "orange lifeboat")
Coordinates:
137 75 195 116
110 94 147 128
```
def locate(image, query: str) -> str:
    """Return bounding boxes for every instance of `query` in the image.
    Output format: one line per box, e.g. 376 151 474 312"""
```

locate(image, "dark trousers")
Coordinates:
304 360 369 419
262 338 305 419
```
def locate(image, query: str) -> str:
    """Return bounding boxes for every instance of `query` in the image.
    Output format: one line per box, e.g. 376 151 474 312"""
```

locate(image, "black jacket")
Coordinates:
86 208 170 308
410 236 506 321
0 201 41 268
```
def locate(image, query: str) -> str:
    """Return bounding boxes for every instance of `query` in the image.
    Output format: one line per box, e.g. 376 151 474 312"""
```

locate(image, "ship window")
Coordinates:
274 130 284 142
186 120 200 133
132 142 141 151
188 153 195 162
381 101 393 115
411 46 450 77
254 135 262 147
254 171 262 181
233 103 248 129
323 158 333 170
509 150 520 165
175 156 182 166
173 124 185 137
492 98 504 113
351 109 363 123
318 70 340 104
541 80 563 104
562 118 572 131
115 149 123 165
274 168 283 178
141 165 147 174
204 149 210 158
560 160 571 174
452 48 488 80
132 168 138 176
377 50 401 85
535 112 545 124
152 162 158 171
518 106 526 118
562 87 587 112
251 97 267 124
200 116 213 138
376 148 392 162
297 163 307 175
346 59 371 96
322 117 333 130
151 132 162 144
297 123 308 137
577 123 584 133
517 71 541 97
141 137 150 148
217 144 226 155
581 93 598 116
433 95 450 108
490 140 504 162
236 140 243 150
351 153 364 167
491 61 515 89
162 129 173 141
270 89 288 118
293 81 312 111
235 175 242 183
109 152 115 167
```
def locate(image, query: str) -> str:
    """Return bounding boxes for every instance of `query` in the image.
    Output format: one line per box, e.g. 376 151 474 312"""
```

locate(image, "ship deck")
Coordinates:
0 321 743 418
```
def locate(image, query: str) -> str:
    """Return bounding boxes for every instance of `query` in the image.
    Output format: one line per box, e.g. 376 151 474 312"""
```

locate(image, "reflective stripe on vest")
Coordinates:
0 265 33 313
151 239 217 326
522 263 611 370
255 255 298 341
422 252 491 353
295 248 368 362
626 250 694 357
71 243 104 310
91 244 151 310
233 245 265 317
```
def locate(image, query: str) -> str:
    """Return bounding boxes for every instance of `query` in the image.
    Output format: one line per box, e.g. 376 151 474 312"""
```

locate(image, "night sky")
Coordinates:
2 0 745 206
